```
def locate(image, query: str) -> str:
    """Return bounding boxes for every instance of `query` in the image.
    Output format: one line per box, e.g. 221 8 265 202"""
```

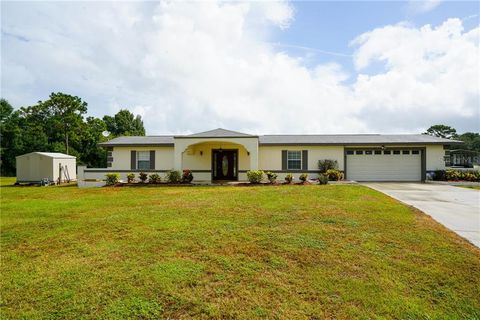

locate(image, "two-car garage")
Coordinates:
345 148 423 182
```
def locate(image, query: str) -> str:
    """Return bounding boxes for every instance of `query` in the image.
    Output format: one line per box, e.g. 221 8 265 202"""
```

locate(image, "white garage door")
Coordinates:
346 149 421 182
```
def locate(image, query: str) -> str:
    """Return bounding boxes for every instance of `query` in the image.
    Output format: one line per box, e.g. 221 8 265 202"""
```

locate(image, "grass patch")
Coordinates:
458 185 480 190
1 176 479 319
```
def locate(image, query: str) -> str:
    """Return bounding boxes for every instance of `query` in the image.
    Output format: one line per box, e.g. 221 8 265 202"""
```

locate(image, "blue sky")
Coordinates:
274 1 479 71
1 1 479 134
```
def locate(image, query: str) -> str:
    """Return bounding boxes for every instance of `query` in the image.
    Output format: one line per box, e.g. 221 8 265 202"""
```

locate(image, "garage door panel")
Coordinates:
346 152 421 182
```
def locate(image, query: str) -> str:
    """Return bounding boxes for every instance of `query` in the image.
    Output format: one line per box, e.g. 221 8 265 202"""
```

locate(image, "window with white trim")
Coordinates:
137 151 150 170
287 151 302 170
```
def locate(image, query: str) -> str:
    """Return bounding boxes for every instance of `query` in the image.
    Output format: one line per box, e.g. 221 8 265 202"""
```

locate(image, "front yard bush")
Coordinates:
431 169 479 182
318 159 338 173
432 170 446 181
166 170 181 183
299 173 308 182
247 170 264 184
182 169 194 183
265 171 278 184
127 173 135 183
318 174 329 185
105 173 120 186
285 173 293 184
149 173 161 184
138 172 148 183
325 169 343 181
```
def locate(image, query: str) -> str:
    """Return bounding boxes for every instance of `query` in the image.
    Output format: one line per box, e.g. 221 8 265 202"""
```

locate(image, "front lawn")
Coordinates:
1 177 479 319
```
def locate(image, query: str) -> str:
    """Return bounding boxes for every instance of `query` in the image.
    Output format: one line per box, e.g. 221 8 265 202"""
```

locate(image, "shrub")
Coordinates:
318 174 328 185
182 169 194 183
285 173 293 184
149 173 161 184
325 169 343 181
299 173 308 182
105 173 120 186
247 170 264 184
138 172 148 183
126 173 135 183
166 170 181 183
432 170 446 181
265 171 278 184
443 169 480 182
318 159 338 173
445 169 460 181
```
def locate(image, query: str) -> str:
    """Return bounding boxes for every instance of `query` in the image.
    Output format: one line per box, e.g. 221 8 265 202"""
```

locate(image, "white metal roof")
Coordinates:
16 152 76 159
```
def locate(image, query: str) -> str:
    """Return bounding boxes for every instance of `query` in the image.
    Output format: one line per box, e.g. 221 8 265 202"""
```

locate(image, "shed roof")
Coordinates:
16 152 76 159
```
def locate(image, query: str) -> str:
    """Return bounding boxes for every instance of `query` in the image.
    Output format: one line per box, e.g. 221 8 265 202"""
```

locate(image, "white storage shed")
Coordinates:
16 152 76 183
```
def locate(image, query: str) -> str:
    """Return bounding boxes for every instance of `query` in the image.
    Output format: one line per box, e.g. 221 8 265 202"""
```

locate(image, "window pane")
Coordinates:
346 150 354 155
384 150 391 155
356 150 363 155
287 151 301 160
402 150 410 155
287 151 302 170
138 161 150 170
287 160 301 170
137 151 150 169
393 150 400 155
412 150 420 155
374 150 381 155
365 150 373 155
138 151 150 161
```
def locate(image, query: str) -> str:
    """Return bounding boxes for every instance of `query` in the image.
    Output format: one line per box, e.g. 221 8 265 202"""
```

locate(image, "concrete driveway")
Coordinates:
363 183 480 248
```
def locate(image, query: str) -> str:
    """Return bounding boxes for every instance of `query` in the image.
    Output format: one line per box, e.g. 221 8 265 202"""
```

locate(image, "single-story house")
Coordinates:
16 152 76 184
78 128 461 184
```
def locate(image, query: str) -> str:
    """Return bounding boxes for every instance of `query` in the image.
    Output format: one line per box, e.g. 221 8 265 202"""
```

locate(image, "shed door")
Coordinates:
346 149 421 182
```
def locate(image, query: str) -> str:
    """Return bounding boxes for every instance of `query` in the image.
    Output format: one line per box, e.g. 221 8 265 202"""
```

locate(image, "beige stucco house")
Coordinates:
78 128 461 185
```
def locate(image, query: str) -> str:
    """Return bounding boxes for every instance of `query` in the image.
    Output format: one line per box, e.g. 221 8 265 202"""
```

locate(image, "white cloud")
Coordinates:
407 0 443 14
1 1 479 135
351 18 479 131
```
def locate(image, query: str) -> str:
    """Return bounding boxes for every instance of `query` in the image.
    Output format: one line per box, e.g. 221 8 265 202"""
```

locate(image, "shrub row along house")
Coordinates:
77 128 461 185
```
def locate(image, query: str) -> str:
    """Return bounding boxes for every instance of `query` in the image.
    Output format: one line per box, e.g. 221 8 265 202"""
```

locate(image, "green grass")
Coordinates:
458 185 480 190
1 177 479 319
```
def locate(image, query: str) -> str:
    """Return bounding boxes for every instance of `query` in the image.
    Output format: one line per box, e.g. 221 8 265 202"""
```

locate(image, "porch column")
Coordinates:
173 140 185 171
248 141 259 170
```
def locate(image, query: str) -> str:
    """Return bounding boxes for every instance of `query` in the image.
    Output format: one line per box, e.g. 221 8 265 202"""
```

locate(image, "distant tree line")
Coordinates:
0 92 145 176
424 124 480 151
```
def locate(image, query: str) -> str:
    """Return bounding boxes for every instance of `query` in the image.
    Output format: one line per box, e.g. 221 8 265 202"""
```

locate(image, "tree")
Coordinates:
457 132 480 151
0 94 147 175
35 93 88 154
78 117 108 167
0 99 22 176
0 98 13 123
103 109 145 137
424 125 458 139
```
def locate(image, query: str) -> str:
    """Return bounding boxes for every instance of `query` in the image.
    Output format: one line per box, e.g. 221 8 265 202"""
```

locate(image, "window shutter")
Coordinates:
282 150 287 170
302 150 308 170
131 150 136 170
150 150 155 170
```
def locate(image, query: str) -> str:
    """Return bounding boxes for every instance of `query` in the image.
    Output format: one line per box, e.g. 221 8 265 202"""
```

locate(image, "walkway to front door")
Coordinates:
212 149 238 181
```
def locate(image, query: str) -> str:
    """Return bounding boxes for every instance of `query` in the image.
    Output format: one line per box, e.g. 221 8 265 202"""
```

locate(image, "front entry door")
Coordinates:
212 149 238 181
